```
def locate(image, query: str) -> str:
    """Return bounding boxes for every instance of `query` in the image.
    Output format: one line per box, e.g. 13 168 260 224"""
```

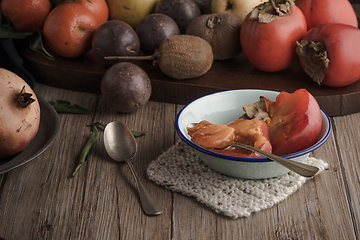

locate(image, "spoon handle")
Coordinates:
125 160 163 216
225 142 319 178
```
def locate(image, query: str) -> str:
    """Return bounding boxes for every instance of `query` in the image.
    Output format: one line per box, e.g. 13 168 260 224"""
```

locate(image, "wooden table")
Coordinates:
0 82 359 240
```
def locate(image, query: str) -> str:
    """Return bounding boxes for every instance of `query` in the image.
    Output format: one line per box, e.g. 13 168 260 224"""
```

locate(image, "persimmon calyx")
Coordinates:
18 86 36 108
242 97 271 125
242 97 267 118
206 15 221 29
249 0 294 23
296 39 330 86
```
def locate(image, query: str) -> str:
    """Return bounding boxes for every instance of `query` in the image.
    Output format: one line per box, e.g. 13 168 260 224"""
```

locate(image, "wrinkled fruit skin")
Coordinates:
0 68 41 159
101 62 152 113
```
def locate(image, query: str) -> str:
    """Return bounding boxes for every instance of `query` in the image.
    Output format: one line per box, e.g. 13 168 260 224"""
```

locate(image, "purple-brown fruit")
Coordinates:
101 62 152 113
136 13 180 55
92 20 140 65
155 0 201 34
192 0 212 14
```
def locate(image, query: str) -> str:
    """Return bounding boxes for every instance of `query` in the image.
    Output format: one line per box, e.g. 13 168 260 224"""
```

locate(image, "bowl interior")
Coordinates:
176 89 331 162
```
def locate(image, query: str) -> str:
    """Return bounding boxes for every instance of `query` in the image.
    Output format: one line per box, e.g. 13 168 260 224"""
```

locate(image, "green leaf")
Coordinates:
29 31 54 61
87 122 107 128
72 123 103 176
49 100 91 114
132 131 147 138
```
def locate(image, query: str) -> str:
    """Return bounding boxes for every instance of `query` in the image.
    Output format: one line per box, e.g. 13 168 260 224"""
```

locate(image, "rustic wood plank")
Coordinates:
89 99 177 239
68 95 173 239
170 136 357 240
0 84 100 239
170 107 357 240
92 97 175 240
332 113 360 237
1 83 359 240
0 84 173 239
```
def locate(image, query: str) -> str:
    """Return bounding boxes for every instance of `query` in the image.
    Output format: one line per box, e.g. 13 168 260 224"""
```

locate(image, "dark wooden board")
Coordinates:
17 41 360 117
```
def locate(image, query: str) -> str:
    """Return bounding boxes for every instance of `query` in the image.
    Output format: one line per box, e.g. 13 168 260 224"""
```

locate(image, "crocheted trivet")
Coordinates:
147 141 329 219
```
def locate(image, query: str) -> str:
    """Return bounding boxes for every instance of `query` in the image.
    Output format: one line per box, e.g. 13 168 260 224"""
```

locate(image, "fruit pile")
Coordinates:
1 0 360 112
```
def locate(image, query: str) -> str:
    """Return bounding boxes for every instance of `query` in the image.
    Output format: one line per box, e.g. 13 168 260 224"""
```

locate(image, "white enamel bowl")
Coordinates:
176 89 332 179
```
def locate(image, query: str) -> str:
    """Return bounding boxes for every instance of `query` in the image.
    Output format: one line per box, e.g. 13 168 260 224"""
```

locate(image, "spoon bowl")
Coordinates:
104 121 163 216
104 121 136 162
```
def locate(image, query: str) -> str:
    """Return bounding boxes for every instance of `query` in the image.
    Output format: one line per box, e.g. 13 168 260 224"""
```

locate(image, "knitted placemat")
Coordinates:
147 141 329 219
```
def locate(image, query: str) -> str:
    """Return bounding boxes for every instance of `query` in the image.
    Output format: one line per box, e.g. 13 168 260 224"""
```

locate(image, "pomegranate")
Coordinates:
0 68 41 159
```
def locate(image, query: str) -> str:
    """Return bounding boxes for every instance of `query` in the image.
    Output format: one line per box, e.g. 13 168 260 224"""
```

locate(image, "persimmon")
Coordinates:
263 89 322 155
43 2 98 58
240 0 307 72
1 0 51 32
295 0 358 30
296 23 360 87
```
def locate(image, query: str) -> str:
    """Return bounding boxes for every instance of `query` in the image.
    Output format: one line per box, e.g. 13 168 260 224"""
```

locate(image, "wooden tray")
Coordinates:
17 41 360 117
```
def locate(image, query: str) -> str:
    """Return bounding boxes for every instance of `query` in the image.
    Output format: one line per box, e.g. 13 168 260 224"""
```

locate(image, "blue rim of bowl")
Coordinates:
176 95 332 163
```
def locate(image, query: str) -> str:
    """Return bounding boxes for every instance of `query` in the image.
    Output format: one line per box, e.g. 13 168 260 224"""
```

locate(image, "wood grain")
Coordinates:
0 83 359 240
0 3 358 239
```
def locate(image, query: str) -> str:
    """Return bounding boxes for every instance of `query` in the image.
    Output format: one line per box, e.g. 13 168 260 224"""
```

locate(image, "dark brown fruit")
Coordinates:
101 62 151 113
154 35 213 79
92 20 140 65
136 13 180 55
192 0 212 14
155 0 201 34
186 13 242 60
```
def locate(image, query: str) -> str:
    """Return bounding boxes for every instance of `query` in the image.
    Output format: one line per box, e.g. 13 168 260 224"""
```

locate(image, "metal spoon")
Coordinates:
187 123 319 178
104 121 163 216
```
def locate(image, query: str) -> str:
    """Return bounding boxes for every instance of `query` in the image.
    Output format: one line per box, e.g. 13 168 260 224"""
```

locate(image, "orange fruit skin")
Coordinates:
1 0 51 32
75 0 109 26
60 0 109 26
43 3 98 58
